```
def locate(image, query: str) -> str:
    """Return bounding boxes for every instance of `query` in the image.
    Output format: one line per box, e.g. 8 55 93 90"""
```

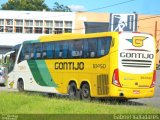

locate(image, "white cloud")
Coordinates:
69 5 85 12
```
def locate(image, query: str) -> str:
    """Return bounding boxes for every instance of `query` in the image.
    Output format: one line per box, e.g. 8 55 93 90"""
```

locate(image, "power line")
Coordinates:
14 0 135 20
86 0 135 12
72 15 160 31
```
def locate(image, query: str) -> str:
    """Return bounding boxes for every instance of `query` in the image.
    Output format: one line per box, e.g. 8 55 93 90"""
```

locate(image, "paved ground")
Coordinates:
130 70 160 107
0 85 18 92
0 85 7 91
0 71 160 107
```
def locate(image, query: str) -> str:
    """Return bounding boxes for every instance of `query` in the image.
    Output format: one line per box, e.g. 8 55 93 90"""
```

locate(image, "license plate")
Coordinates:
133 90 140 94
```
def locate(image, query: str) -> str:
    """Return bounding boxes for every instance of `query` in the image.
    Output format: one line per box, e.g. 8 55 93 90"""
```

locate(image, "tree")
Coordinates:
1 0 50 11
52 2 71 12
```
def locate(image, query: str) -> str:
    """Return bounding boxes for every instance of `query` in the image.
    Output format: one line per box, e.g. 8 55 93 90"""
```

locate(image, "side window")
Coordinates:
88 38 97 58
83 39 89 58
55 41 68 58
34 43 42 59
18 46 24 63
24 44 31 60
55 42 61 58
42 43 47 58
42 42 54 59
69 40 83 58
30 44 34 59
97 37 112 57
62 41 68 58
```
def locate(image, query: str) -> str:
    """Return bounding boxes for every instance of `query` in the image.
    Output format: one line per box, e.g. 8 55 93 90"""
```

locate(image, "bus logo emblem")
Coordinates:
127 36 147 47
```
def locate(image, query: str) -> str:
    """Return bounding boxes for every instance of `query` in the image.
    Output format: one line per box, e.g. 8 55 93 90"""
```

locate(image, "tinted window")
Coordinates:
55 41 68 58
69 40 83 58
18 36 112 62
88 38 97 58
34 43 42 59
97 37 112 57
23 44 31 60
42 42 54 59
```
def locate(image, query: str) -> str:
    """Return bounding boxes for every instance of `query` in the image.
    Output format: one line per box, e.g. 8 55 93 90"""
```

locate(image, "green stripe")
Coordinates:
36 60 57 87
27 60 57 87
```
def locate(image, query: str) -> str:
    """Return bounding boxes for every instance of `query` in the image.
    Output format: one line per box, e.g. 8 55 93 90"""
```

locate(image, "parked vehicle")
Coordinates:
0 71 5 86
0 67 8 86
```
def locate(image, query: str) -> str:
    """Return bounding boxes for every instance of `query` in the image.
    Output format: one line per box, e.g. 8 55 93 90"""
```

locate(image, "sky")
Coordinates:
0 0 160 15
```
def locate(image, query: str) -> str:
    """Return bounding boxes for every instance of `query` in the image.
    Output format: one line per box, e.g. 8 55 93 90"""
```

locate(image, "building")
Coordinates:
0 10 108 58
0 10 75 34
0 10 75 58
0 10 160 63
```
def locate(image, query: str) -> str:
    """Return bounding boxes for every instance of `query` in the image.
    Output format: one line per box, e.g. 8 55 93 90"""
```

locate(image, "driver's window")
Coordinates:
8 52 16 73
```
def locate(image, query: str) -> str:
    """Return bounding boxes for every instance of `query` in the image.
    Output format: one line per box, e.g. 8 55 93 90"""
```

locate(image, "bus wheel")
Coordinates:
17 79 24 92
68 82 77 100
81 83 91 101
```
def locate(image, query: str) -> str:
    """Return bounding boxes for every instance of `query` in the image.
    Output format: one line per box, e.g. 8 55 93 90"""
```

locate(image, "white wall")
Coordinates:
0 33 42 46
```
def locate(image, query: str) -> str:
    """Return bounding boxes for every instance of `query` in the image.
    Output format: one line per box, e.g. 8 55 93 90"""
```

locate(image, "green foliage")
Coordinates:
52 2 72 12
0 92 160 114
1 0 50 11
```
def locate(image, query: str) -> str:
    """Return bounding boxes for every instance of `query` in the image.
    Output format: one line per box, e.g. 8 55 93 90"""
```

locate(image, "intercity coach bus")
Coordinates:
6 32 156 100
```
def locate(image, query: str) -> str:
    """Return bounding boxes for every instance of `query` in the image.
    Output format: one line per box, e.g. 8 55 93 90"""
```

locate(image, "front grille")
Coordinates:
122 59 152 68
97 74 108 95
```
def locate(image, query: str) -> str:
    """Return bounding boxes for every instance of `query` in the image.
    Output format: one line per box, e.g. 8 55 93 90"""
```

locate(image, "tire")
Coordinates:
48 93 56 98
117 99 128 103
17 80 24 92
81 83 91 101
68 82 77 100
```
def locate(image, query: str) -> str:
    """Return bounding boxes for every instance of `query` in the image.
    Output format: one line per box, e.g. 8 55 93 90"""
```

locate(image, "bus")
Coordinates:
6 32 156 100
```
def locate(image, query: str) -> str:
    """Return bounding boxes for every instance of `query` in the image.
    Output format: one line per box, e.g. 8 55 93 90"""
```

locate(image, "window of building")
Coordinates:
25 27 33 33
55 21 63 27
44 28 53 34
35 27 43 34
6 26 13 32
15 27 23 33
0 19 4 25
65 21 72 27
46 20 53 27
64 28 72 33
0 26 4 32
54 28 63 34
6 19 13 25
35 20 43 27
16 19 23 26
25 20 33 26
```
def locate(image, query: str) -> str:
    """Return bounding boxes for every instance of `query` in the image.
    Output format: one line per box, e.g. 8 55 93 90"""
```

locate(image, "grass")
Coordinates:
0 91 160 114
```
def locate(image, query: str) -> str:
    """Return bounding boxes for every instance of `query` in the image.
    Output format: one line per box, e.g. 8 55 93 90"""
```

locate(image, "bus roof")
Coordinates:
38 32 118 42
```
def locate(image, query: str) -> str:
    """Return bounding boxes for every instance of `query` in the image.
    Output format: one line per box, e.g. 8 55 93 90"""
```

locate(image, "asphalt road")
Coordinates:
0 85 18 92
130 70 160 107
0 71 160 107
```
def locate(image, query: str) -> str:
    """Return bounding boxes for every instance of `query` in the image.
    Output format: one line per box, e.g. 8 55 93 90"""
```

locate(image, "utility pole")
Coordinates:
155 21 157 41
155 21 159 53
